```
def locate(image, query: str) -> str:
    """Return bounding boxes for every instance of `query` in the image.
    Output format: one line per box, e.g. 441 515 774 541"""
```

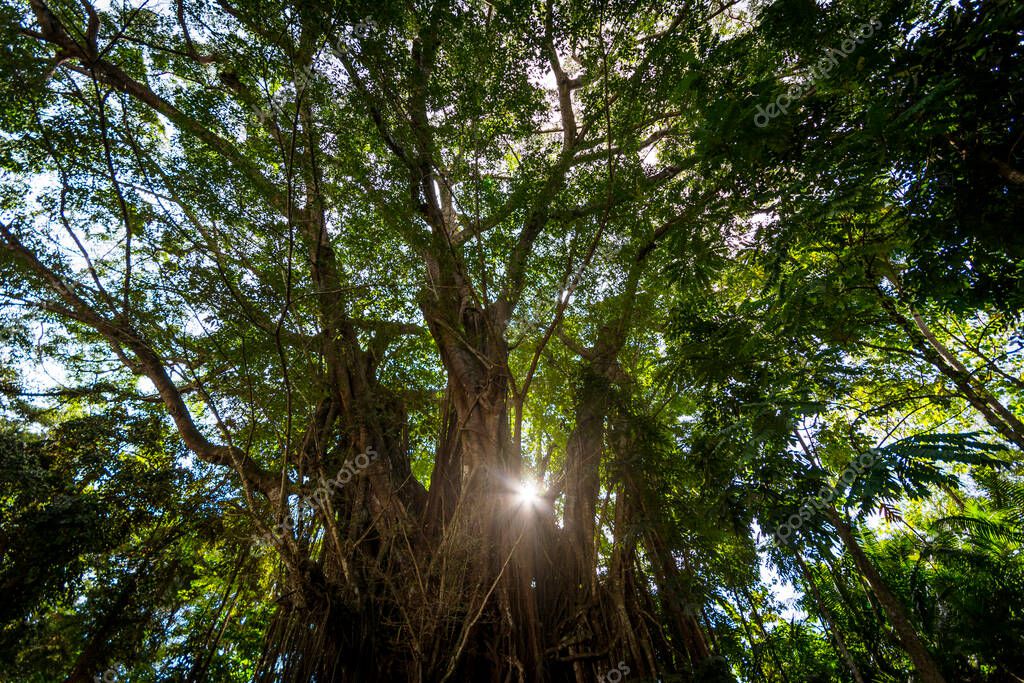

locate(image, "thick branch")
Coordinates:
1 221 285 502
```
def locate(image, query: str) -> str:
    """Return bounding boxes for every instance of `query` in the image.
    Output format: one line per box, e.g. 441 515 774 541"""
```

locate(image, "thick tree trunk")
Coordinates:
644 528 713 669
607 483 659 678
563 367 609 598
562 320 631 599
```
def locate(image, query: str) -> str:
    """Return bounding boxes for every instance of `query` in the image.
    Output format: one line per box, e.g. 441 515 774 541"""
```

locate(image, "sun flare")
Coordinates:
515 480 542 507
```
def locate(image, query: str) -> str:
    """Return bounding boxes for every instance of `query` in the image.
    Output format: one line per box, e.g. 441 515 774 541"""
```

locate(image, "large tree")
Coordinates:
1 0 1022 681
2 0 730 679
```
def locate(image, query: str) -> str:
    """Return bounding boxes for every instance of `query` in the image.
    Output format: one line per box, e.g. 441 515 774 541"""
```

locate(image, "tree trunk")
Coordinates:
563 364 611 599
793 549 866 683
814 539 902 676
876 262 1024 451
63 574 138 683
643 527 712 670
825 507 947 683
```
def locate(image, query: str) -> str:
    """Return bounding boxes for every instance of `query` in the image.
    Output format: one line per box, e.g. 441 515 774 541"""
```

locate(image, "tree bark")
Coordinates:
563 364 610 598
825 507 948 683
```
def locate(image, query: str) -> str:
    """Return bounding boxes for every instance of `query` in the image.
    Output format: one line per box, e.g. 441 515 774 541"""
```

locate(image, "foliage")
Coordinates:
0 0 1021 680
